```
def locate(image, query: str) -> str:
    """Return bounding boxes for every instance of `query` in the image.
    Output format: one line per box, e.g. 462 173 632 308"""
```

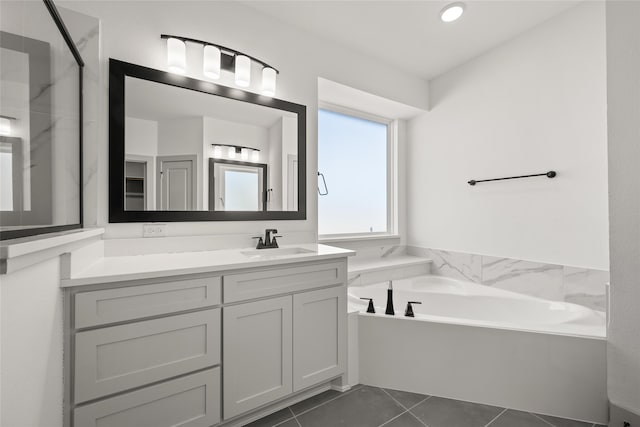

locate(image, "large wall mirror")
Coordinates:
109 59 306 222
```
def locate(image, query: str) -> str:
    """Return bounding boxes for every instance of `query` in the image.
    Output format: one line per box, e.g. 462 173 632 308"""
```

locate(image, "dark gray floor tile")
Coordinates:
593 425 606 427
383 388 429 409
296 386 404 427
383 412 426 427
489 409 550 427
244 408 294 427
290 389 342 415
411 396 504 427
535 413 593 427
276 420 300 427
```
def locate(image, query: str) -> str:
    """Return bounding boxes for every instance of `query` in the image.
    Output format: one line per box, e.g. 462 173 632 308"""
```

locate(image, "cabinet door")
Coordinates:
293 286 346 391
223 296 293 419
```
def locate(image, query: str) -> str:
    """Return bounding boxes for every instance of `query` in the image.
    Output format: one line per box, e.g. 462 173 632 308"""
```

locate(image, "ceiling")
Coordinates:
242 0 582 80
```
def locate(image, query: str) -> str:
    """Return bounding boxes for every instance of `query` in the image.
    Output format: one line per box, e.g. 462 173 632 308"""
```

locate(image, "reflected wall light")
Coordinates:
162 34 279 96
0 115 16 136
212 144 261 162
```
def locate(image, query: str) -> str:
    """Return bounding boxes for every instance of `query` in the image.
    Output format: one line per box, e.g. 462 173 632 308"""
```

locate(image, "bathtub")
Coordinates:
350 275 608 424
348 275 605 338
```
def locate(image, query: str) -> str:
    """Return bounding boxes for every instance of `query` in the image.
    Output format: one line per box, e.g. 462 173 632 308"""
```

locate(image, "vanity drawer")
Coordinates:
74 309 220 403
224 260 346 303
74 367 220 427
74 276 221 328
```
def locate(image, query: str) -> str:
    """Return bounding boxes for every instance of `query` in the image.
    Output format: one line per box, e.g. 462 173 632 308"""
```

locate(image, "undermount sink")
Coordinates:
240 247 316 258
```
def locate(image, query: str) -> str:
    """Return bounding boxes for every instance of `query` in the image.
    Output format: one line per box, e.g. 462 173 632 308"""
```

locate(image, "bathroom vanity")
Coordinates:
62 244 351 427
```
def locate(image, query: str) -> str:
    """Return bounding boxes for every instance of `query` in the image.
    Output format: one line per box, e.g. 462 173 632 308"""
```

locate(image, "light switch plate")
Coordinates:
143 224 167 238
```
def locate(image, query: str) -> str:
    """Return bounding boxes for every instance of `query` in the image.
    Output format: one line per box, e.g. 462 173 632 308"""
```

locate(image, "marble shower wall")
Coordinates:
407 247 608 312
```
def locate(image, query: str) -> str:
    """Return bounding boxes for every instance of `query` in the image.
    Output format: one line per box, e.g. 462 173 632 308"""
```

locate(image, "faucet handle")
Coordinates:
360 298 376 313
252 236 264 248
405 301 422 318
271 236 282 248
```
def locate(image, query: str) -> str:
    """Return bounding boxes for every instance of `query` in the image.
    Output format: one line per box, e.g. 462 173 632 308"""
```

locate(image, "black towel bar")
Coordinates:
468 171 556 186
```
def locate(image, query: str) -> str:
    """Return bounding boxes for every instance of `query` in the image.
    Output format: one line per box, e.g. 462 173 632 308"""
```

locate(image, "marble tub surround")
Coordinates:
341 244 432 287
407 247 608 311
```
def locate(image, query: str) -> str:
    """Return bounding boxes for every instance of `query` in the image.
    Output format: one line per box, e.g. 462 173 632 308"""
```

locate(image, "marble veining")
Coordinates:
411 247 608 311
425 248 482 283
482 256 564 300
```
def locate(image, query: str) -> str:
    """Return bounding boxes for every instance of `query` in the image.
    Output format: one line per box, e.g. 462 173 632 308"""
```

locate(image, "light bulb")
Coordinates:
440 3 465 22
203 45 221 80
235 55 251 87
167 37 186 74
261 67 277 97
241 148 249 160
0 117 10 136
227 146 236 159
213 145 222 158
251 150 260 162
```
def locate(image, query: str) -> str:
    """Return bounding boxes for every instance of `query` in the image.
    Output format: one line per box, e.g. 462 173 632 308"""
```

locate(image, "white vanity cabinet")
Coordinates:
65 254 348 427
222 260 347 419
223 296 293 419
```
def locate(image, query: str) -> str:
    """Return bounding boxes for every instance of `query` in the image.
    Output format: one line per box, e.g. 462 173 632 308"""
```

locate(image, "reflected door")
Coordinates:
157 156 196 210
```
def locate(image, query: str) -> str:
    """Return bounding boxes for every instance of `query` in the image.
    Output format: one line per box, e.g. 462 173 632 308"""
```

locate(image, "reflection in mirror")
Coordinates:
124 76 299 212
210 159 267 211
0 0 84 239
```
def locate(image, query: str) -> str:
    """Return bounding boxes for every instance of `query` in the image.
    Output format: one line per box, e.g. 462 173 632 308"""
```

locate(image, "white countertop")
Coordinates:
62 243 354 287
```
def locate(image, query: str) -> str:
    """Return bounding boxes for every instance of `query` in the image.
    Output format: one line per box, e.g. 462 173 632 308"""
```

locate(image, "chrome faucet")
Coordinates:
253 228 281 249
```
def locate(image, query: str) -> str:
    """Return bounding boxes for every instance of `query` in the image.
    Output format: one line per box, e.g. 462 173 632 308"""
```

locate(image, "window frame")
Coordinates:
317 102 398 241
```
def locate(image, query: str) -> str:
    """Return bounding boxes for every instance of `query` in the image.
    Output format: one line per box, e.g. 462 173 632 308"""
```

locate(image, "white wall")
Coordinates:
0 258 64 427
125 117 158 156
606 0 640 418
407 2 608 269
58 0 429 242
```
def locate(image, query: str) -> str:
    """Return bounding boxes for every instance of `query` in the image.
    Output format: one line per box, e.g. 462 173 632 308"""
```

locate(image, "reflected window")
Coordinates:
224 170 259 211
210 159 267 211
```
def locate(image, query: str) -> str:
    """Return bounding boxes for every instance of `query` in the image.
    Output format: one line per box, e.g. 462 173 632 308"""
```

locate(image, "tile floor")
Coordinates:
244 385 607 427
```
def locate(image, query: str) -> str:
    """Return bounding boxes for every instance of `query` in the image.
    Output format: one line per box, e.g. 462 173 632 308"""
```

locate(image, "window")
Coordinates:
318 107 395 237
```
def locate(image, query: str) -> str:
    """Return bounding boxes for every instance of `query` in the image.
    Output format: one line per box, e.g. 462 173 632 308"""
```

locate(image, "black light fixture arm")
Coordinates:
211 143 260 153
160 34 279 73
468 170 556 186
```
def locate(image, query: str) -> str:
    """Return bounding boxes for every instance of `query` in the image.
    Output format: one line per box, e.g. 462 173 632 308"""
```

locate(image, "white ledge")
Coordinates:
348 254 432 275
1 228 105 275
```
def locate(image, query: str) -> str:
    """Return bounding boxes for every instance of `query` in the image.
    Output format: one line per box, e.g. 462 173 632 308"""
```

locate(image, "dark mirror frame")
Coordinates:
0 0 84 240
109 58 307 222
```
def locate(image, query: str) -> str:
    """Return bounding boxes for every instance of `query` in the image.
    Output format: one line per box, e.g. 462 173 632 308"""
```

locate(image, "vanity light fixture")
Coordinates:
203 45 221 79
166 37 186 74
212 144 261 162
0 115 16 136
161 34 279 96
440 2 465 22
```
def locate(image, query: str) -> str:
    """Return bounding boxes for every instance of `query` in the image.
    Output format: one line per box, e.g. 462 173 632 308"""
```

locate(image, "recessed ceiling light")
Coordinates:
440 2 465 23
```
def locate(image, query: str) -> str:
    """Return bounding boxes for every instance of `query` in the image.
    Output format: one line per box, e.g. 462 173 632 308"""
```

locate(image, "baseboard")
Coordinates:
330 383 351 392
610 402 640 427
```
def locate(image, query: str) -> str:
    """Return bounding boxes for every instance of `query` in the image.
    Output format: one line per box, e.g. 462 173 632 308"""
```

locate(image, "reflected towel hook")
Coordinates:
318 172 328 196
